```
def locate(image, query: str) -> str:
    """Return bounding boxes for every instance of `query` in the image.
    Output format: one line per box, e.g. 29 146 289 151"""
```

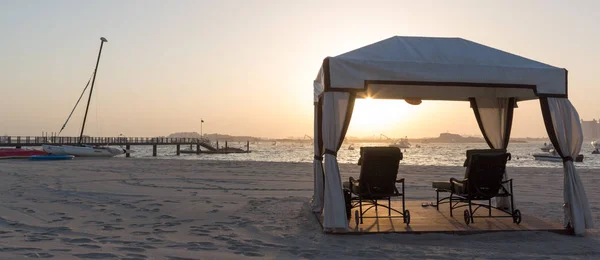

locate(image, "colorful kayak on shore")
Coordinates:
0 148 47 159
29 154 75 161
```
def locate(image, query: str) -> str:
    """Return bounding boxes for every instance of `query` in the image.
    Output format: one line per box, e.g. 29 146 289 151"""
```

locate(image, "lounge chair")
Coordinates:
432 150 521 225
343 147 409 226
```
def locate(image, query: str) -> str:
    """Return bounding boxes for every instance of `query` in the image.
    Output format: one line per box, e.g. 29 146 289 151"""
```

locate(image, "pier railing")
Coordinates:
0 136 210 147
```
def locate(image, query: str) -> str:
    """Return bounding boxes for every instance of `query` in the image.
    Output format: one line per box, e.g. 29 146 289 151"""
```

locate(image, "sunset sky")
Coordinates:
1 0 599 139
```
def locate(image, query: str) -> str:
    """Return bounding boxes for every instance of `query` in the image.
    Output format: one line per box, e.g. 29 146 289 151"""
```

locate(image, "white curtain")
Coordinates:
311 101 324 213
322 92 353 232
472 97 515 210
541 98 593 235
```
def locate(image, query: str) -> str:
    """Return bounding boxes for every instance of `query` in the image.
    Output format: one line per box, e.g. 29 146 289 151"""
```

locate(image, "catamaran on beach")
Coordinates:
42 37 127 158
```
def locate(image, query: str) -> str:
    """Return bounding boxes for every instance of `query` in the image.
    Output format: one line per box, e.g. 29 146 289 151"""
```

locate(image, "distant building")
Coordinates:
581 119 600 140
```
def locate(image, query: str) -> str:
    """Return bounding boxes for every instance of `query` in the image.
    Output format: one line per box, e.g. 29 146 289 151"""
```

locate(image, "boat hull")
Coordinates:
0 148 47 159
44 145 124 157
533 153 584 162
29 155 74 161
42 145 67 155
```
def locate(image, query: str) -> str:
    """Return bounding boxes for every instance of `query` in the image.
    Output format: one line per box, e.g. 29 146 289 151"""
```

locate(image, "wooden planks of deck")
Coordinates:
316 200 570 235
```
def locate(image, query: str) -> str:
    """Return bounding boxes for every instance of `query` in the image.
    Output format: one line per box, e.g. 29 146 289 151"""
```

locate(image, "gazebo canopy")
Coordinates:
311 36 593 236
314 36 567 102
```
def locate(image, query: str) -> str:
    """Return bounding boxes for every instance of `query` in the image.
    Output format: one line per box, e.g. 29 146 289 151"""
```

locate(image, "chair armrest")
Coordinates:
501 179 513 184
450 177 466 194
450 177 466 184
395 178 405 183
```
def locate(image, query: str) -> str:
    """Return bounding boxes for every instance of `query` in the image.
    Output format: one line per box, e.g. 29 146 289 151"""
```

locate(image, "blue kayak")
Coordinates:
29 155 75 161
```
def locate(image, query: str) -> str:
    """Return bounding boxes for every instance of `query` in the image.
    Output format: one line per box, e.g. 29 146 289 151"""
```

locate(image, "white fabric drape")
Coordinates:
311 101 324 213
542 98 593 235
322 92 352 232
473 97 514 209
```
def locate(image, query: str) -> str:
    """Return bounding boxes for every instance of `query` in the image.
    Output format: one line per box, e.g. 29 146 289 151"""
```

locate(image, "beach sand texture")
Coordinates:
1 159 599 259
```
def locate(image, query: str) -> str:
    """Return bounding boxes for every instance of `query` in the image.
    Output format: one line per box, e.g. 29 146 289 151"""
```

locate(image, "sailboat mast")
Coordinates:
79 37 108 144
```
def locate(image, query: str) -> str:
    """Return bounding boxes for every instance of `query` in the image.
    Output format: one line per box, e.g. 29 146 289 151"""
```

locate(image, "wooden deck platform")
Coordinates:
316 200 570 235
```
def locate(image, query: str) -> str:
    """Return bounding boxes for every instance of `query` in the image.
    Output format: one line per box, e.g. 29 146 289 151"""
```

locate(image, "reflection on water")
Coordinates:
124 141 600 169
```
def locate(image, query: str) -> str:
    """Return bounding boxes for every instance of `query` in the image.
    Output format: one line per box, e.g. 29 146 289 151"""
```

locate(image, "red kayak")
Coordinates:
0 148 48 159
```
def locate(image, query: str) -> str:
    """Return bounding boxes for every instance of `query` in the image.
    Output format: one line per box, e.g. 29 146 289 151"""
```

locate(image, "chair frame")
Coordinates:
435 153 521 225
347 176 409 225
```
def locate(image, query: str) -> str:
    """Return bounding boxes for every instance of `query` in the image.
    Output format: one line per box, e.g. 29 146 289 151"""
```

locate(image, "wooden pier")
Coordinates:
0 136 250 157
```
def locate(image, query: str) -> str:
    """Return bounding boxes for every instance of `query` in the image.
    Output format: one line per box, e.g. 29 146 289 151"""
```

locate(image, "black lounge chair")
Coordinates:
432 150 521 225
343 147 409 226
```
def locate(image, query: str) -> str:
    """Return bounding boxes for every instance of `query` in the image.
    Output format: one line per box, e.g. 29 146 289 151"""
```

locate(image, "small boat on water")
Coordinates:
389 138 411 149
0 148 47 159
540 142 554 152
180 147 197 154
533 150 584 162
592 140 600 154
348 144 355 150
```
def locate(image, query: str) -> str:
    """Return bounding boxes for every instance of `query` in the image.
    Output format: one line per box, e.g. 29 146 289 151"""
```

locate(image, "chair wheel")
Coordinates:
402 209 410 225
354 210 360 226
513 209 522 224
464 209 471 225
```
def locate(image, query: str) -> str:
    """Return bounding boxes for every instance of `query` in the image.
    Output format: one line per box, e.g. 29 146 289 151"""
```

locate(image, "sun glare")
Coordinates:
349 98 419 136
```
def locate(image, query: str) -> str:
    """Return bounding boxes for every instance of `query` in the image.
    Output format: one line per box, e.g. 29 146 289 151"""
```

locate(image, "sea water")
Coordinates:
121 141 600 169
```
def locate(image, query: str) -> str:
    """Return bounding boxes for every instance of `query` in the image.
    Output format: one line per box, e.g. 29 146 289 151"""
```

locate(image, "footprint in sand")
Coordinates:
116 247 146 253
78 244 101 249
23 252 54 258
158 215 176 220
153 228 177 234
131 231 151 236
125 253 148 259
61 238 95 244
166 257 201 260
25 209 36 214
25 235 55 242
207 209 219 213
145 238 163 243
49 249 71 252
102 225 125 231
84 220 104 225
73 253 119 259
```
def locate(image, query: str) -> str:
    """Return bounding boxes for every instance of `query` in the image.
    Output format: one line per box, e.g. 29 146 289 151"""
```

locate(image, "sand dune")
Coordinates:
0 159 599 259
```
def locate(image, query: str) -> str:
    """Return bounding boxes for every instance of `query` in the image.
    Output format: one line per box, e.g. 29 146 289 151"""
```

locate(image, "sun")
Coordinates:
348 98 420 136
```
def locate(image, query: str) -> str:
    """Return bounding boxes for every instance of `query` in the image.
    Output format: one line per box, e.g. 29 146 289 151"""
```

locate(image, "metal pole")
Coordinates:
200 119 203 141
79 37 108 144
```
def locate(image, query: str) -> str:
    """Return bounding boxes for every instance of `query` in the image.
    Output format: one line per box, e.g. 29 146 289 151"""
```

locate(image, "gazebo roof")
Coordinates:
315 36 567 102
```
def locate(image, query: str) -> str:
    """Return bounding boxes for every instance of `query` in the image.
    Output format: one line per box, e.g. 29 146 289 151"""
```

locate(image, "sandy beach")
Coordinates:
0 158 599 259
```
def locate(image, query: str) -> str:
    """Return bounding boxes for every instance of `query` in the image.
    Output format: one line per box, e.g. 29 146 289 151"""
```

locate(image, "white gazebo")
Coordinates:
311 36 593 235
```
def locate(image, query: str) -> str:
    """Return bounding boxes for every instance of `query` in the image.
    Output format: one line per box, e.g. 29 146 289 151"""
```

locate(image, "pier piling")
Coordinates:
176 144 180 156
196 144 200 154
152 145 157 157
126 145 130 157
